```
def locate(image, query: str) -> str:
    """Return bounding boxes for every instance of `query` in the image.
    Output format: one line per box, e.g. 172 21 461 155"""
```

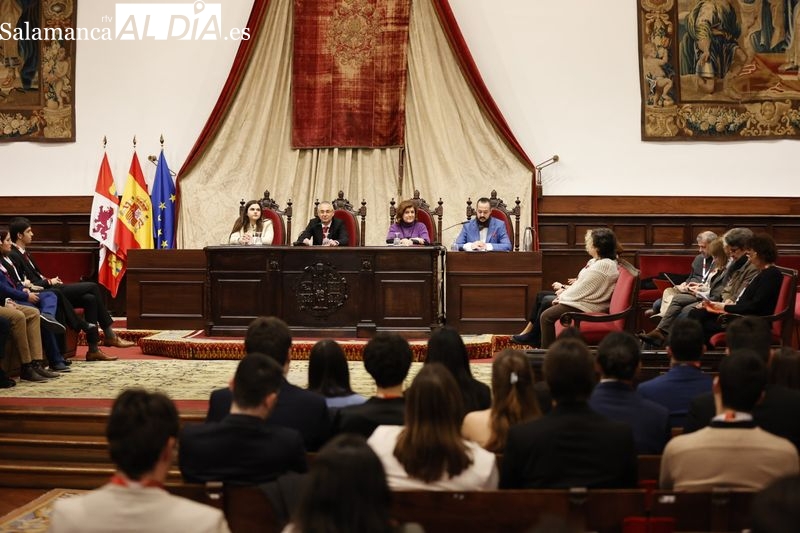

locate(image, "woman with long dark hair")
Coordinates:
307 339 366 410
368 363 498 490
229 200 273 245
425 326 490 414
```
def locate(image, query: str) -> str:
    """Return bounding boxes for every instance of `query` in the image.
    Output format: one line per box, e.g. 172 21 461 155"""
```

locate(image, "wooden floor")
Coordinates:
0 487 49 516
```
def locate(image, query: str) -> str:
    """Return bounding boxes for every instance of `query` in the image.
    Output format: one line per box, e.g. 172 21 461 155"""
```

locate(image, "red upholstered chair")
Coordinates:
554 260 640 345
239 190 292 245
315 191 367 247
465 190 521 250
709 266 797 348
389 190 443 244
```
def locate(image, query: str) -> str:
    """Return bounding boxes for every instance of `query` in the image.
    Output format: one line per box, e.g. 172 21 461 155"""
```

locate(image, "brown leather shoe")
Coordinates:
86 349 119 362
103 336 136 348
637 329 665 347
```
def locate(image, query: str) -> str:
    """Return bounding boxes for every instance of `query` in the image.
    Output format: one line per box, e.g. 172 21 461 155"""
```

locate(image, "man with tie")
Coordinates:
7 217 135 361
295 201 349 247
454 197 511 251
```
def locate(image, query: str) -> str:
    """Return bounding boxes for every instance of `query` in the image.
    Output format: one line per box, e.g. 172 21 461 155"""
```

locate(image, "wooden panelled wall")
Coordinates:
3 195 799 304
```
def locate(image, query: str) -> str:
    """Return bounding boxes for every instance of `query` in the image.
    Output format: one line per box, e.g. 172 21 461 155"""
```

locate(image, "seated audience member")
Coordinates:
368 363 499 490
286 434 422 533
295 201 348 247
684 316 800 451
692 233 782 343
0 315 15 387
646 230 717 318
640 237 728 347
750 475 800 533
334 333 411 438
660 350 799 491
180 353 307 484
425 326 490 414
539 228 620 349
0 300 56 383
8 218 133 361
307 339 366 410
500 338 636 489
206 317 329 451
636 318 712 428
453 196 511 252
386 199 429 246
49 389 230 533
589 332 671 454
462 348 542 452
769 346 800 389
229 200 273 245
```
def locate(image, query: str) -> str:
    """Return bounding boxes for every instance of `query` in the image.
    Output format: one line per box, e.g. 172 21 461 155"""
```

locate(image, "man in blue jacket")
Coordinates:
454 197 511 251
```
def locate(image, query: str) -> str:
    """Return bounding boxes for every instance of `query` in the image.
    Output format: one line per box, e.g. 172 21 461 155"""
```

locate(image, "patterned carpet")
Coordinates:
0 358 493 401
0 489 85 533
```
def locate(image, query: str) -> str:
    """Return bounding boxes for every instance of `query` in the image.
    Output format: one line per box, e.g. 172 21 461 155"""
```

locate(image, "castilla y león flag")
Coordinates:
89 153 125 297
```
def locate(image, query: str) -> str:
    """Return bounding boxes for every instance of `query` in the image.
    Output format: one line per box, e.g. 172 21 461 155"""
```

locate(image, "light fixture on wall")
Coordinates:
148 154 177 177
534 154 559 187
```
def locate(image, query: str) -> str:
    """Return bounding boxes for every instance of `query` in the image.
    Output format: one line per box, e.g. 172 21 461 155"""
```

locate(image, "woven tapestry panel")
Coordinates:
638 0 800 141
0 0 76 142
292 0 411 148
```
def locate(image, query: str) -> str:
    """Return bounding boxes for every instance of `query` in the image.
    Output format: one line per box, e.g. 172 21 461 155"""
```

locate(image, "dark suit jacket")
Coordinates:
500 402 637 489
294 217 349 246
8 246 49 287
683 384 800 451
206 379 330 452
179 414 307 484
636 365 713 428
333 396 405 438
589 381 671 454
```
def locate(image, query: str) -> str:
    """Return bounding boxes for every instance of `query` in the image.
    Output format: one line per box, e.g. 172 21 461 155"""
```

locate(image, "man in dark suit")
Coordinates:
8 217 132 361
205 316 330 451
683 316 800 451
500 338 637 489
180 353 307 484
589 331 670 454
294 201 349 246
333 332 411 438
636 318 713 428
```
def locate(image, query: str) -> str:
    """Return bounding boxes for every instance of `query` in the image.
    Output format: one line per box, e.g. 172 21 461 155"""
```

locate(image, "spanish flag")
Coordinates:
115 151 154 258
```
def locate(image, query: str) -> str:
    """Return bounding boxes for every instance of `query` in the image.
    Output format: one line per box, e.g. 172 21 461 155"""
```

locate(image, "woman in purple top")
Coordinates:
386 200 430 246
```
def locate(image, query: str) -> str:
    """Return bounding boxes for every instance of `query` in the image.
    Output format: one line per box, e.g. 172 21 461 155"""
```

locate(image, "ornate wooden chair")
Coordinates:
314 191 367 247
389 190 444 245
465 190 521 250
239 190 292 245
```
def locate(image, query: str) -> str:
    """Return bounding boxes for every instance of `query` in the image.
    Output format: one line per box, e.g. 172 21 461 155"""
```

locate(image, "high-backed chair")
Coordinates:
238 190 292 245
465 190 521 250
709 266 797 348
389 190 444 245
314 191 367 247
554 260 641 345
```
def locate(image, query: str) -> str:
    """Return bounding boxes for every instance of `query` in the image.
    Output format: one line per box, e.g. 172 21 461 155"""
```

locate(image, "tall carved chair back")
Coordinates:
314 191 367 246
239 190 292 245
389 190 444 245
465 190 521 250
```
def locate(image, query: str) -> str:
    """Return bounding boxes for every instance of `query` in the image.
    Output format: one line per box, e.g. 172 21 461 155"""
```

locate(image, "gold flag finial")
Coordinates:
103 136 107 150
159 134 165 148
133 135 137 149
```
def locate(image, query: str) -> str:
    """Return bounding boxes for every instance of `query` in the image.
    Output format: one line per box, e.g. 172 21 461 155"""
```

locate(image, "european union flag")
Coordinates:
151 150 176 249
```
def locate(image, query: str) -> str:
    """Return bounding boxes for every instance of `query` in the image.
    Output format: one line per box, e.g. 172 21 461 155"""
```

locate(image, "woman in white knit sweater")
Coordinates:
539 228 620 348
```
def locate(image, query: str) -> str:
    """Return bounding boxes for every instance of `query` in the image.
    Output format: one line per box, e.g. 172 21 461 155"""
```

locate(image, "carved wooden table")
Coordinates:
205 245 444 337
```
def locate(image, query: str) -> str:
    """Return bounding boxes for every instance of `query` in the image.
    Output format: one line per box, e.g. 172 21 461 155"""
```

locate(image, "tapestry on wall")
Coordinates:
638 0 800 141
292 0 411 148
0 0 76 142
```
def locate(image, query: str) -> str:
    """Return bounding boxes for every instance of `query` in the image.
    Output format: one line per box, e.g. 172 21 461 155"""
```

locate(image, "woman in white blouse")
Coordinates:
229 200 274 245
368 363 498 491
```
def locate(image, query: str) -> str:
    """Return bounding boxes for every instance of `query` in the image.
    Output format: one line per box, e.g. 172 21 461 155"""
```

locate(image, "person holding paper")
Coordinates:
453 197 511 252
